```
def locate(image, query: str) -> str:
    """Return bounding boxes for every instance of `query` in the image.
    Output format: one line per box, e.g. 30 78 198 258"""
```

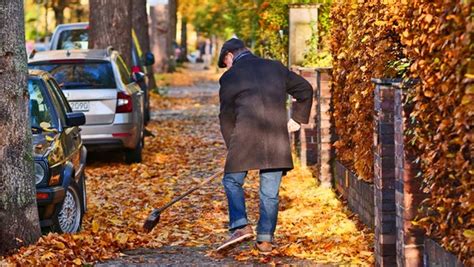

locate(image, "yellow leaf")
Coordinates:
424 14 433 24
463 230 474 240
360 250 373 257
461 95 471 105
92 219 100 233
40 252 55 261
55 241 66 249
40 122 51 129
402 30 410 38
73 258 82 265
116 233 128 244
109 218 123 226
374 20 386 26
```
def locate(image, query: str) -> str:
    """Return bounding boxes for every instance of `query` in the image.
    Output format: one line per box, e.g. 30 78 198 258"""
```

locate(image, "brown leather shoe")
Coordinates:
216 225 254 251
255 241 272 255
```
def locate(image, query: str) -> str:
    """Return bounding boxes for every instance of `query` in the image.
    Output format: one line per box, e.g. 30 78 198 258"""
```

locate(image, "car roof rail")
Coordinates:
106 46 114 57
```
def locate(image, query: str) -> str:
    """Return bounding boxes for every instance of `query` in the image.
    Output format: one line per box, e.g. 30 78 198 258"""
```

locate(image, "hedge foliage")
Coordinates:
396 1 473 263
330 1 404 181
331 0 472 262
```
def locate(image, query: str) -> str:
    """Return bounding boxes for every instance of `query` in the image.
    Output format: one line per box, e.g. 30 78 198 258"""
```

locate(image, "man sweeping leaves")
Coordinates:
216 38 313 254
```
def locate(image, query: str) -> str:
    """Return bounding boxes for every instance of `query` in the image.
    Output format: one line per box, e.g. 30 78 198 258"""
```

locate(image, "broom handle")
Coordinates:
156 170 224 213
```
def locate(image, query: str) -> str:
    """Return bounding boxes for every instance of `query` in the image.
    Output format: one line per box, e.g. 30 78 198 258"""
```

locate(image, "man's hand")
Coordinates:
287 118 301 133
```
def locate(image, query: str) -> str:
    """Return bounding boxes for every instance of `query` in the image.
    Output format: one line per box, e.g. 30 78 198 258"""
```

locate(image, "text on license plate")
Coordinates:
70 101 90 112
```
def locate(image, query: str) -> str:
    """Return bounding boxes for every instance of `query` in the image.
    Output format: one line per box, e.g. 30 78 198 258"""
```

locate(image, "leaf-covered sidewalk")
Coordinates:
2 66 373 266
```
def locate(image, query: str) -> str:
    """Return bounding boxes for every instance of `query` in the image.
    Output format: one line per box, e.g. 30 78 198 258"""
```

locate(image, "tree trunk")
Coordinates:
132 0 156 89
89 0 133 67
178 16 187 62
168 0 177 57
0 0 41 255
53 6 65 26
167 0 177 71
149 4 169 73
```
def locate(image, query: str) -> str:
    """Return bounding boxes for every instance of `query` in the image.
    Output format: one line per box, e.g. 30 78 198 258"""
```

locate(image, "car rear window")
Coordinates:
57 29 88 50
29 61 117 89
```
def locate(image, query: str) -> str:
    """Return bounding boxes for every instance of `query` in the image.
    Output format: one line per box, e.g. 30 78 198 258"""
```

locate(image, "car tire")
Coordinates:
79 172 87 213
51 182 83 233
125 137 143 164
145 107 150 125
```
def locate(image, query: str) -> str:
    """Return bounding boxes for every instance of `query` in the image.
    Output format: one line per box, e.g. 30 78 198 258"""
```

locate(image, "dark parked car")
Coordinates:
29 69 87 233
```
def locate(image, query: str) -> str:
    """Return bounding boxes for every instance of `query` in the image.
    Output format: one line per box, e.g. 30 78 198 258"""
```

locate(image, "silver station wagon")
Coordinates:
29 48 145 163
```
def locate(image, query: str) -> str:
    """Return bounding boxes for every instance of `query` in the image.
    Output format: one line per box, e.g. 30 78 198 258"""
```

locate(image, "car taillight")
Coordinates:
116 92 133 113
131 66 140 73
37 192 49 200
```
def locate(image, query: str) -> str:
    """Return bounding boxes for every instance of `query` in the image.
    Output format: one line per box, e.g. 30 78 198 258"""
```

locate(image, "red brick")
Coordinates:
380 87 395 98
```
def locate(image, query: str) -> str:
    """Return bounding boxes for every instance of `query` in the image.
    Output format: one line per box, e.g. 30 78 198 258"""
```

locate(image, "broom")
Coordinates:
143 170 224 233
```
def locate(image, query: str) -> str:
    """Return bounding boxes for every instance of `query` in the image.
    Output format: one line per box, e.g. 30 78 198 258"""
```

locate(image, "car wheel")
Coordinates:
52 183 83 233
125 137 143 164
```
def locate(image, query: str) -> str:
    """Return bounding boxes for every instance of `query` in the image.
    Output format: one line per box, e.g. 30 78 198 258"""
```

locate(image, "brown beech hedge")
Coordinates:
330 0 472 262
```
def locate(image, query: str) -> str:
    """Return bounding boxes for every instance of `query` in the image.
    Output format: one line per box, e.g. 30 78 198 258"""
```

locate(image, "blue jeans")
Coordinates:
222 169 283 242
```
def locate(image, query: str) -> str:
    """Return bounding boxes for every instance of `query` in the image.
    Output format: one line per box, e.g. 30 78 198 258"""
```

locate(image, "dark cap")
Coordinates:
218 38 246 68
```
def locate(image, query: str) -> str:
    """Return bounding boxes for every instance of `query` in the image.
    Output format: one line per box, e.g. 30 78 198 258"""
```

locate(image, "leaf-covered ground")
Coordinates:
2 66 374 266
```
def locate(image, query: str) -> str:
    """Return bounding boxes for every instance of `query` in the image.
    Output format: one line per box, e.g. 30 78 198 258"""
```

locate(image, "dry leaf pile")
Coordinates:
3 88 373 265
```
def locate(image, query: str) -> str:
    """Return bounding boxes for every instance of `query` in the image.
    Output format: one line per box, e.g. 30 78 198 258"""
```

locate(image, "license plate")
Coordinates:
70 101 89 112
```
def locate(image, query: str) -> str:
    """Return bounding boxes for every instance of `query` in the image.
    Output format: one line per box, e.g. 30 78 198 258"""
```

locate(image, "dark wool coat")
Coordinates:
219 54 313 173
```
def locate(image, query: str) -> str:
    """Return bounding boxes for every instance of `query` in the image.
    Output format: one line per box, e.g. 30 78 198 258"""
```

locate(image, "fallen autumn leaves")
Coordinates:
1 74 373 265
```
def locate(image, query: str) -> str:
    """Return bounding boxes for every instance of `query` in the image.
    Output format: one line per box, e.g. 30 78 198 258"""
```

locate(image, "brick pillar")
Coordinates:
373 79 399 266
292 68 318 168
316 68 334 188
394 85 427 266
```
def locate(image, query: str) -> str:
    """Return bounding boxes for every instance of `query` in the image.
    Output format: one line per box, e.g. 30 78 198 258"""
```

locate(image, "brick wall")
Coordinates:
291 67 335 187
334 160 375 228
424 239 464 267
373 79 398 266
291 67 318 168
394 85 428 266
331 77 459 266
316 68 335 187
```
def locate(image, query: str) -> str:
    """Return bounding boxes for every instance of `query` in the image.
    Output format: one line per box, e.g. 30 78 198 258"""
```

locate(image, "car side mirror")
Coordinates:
132 72 146 83
144 52 155 66
66 112 86 127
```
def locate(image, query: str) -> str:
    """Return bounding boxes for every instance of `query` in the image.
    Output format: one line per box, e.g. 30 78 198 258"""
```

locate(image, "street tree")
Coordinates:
150 4 170 72
168 0 178 59
0 0 41 255
88 0 132 67
132 0 157 88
